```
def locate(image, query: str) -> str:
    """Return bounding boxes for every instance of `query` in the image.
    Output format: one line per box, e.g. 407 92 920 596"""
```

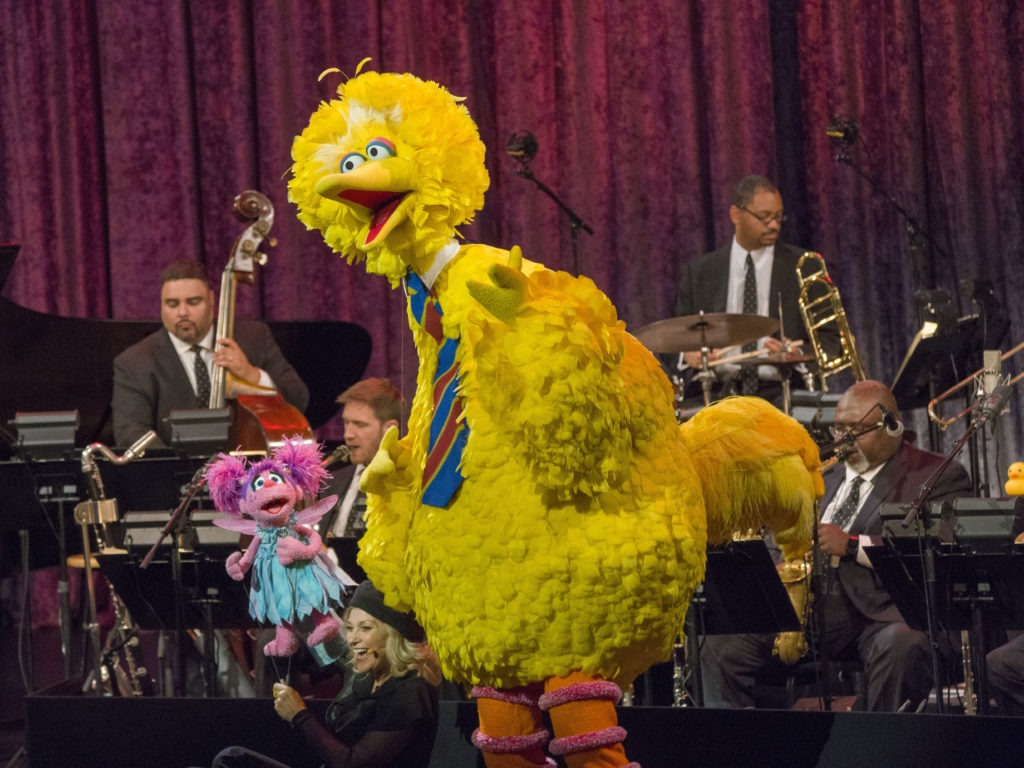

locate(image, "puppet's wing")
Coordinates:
212 516 259 535
294 495 340 527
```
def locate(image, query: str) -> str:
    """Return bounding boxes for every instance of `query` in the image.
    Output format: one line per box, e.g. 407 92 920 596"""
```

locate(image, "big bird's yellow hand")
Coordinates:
360 425 413 495
467 246 527 324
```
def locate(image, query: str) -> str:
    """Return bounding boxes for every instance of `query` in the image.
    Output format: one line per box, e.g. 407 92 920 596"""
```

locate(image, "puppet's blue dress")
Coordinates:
248 518 344 624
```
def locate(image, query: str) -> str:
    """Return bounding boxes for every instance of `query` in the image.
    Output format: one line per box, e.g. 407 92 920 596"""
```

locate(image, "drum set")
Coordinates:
633 311 816 417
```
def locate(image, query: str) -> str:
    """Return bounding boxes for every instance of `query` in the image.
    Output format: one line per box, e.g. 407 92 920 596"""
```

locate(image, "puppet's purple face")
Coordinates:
241 470 302 527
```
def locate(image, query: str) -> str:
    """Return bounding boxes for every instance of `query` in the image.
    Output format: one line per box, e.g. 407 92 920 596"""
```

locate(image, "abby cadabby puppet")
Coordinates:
207 439 354 656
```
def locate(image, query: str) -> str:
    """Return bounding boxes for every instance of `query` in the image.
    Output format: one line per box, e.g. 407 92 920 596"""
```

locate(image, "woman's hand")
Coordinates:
272 681 308 722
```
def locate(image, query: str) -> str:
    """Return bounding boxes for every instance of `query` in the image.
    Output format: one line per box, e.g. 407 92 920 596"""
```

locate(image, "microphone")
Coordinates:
877 405 904 439
980 349 1002 398
825 115 859 145
321 444 351 468
973 382 1012 427
506 131 538 161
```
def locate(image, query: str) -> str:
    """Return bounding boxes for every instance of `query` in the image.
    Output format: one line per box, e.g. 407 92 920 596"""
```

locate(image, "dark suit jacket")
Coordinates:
319 463 358 536
676 241 819 349
823 440 973 622
111 321 309 447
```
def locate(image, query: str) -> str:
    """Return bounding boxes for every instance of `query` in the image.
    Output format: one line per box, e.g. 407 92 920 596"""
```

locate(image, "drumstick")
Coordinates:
707 339 806 367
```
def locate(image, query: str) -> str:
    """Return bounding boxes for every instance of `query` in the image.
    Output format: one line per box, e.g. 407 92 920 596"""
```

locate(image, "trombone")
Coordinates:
926 341 1024 430
796 252 867 390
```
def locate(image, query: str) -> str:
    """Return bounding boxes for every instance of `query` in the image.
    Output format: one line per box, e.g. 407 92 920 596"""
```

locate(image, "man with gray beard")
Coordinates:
699 380 972 712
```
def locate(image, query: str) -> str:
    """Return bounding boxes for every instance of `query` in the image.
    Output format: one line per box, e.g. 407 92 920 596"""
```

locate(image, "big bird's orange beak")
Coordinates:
316 160 413 249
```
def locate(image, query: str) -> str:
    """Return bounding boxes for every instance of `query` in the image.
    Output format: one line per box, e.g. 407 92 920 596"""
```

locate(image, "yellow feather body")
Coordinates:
359 245 707 688
289 69 820 690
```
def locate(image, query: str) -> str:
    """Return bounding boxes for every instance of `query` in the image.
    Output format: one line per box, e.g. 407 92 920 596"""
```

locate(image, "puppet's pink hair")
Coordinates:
205 453 249 518
205 439 328 518
273 438 329 498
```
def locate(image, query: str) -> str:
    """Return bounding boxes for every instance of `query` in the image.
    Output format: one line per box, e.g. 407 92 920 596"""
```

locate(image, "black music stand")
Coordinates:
166 408 231 457
684 540 800 707
96 551 253 632
696 540 801 635
98 548 252 698
4 411 81 685
891 315 981 412
0 458 82 689
866 513 1024 715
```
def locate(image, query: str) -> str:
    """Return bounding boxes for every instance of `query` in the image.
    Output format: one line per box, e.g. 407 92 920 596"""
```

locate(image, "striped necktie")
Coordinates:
405 271 468 507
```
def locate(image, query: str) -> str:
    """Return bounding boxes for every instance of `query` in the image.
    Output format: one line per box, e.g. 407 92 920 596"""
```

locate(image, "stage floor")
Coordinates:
19 686 1024 768
5 605 1024 768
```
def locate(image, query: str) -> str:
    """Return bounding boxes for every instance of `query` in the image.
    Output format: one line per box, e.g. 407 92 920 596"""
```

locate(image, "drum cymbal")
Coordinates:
633 313 780 353
732 350 816 367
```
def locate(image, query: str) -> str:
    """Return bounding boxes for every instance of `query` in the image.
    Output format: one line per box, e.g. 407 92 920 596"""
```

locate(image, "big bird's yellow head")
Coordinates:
288 69 489 286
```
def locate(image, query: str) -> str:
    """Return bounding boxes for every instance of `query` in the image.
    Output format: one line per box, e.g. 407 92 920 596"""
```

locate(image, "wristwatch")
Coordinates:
844 536 859 559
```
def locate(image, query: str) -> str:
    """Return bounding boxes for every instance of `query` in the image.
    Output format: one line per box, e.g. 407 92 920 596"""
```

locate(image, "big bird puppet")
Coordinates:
288 66 822 768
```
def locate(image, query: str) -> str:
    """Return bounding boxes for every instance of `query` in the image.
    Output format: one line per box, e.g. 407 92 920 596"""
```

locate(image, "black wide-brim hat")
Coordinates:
349 580 426 643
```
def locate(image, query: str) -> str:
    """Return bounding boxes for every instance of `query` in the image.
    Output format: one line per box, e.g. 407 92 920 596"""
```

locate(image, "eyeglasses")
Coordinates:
737 205 786 225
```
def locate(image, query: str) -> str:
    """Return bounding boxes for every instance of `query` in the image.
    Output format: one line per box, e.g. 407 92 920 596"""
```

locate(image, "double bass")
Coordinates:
211 189 314 449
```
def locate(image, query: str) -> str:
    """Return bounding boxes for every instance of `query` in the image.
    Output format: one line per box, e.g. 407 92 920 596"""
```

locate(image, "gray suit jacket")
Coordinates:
824 440 973 622
111 321 309 447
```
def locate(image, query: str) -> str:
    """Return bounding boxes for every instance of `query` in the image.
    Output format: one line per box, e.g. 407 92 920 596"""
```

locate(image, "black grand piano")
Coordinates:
0 243 372 455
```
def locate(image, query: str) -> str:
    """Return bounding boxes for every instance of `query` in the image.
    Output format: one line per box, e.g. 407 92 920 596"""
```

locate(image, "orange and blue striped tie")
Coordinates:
405 272 467 507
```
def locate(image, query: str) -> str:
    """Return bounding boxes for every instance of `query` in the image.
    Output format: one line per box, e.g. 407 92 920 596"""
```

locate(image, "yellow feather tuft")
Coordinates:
679 396 821 561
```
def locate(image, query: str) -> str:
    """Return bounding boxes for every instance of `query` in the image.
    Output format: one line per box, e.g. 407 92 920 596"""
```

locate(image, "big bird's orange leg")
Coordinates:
472 684 555 768
539 672 640 768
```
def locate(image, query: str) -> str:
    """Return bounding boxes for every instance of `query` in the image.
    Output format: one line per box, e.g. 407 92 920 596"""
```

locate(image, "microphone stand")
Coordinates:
832 141 957 303
510 155 593 276
899 396 1007 713
141 461 208 696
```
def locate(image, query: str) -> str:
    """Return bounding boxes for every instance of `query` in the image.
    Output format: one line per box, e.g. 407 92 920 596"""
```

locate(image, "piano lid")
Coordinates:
0 244 371 453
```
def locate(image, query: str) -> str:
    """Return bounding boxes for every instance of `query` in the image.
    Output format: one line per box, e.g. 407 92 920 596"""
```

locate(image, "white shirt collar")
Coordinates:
419 239 460 289
168 326 215 356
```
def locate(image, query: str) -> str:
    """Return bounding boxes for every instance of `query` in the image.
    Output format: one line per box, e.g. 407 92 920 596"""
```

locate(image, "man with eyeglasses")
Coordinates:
673 175 838 406
698 380 972 711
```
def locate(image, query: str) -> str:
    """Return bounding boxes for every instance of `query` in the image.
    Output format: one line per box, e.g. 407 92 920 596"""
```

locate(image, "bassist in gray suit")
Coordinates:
112 259 308 448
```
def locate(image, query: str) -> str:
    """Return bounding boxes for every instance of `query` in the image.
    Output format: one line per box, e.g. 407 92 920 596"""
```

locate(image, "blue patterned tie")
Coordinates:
405 272 468 507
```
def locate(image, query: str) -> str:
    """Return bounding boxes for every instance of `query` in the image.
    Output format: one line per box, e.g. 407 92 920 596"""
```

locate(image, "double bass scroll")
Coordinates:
212 190 313 450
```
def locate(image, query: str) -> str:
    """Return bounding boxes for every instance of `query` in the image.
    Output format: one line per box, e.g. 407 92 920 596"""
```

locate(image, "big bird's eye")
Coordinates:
339 152 366 173
365 138 396 160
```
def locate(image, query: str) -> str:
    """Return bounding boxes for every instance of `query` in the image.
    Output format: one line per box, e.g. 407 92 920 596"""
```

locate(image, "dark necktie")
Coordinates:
344 492 367 537
740 253 759 394
192 345 211 408
831 476 864 531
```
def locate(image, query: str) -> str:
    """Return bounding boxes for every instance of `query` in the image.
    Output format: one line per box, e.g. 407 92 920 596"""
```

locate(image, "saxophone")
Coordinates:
773 557 811 664
74 431 157 695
